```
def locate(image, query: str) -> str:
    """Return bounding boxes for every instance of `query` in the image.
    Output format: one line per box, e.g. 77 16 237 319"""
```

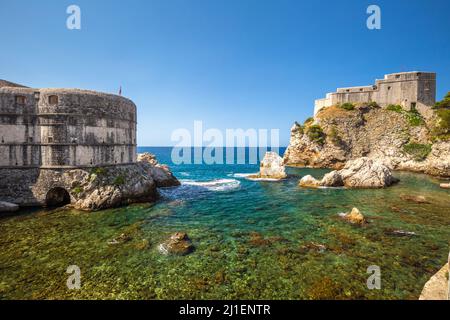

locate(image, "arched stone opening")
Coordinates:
45 187 71 207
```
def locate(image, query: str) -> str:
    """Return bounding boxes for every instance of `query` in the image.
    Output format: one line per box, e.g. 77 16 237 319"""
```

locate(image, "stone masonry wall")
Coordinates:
0 82 139 207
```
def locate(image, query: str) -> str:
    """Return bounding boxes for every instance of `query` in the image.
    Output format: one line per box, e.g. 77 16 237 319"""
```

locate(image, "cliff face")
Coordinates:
284 104 450 177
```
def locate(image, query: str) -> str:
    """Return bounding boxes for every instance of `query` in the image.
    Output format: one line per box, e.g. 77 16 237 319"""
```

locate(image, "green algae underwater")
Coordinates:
0 161 449 299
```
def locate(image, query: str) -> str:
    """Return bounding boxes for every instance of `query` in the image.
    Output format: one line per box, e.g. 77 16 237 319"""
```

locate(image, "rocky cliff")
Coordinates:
284 103 450 177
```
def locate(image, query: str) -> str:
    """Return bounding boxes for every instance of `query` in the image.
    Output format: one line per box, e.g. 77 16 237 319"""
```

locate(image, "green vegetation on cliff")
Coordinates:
386 104 424 126
403 143 432 161
386 104 403 112
306 124 325 145
432 109 450 141
328 126 342 146
434 92 450 109
293 121 304 134
339 102 355 111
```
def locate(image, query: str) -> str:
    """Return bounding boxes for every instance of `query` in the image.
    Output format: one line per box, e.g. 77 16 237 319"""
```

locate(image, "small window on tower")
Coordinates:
48 137 53 143
48 95 58 105
15 96 26 104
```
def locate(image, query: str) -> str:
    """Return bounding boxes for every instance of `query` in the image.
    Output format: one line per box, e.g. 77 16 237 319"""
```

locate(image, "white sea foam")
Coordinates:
231 173 282 182
180 178 241 192
230 173 256 178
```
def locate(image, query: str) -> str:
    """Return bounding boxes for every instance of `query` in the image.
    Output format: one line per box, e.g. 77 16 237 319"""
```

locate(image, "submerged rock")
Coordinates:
158 232 194 256
0 201 19 213
339 207 367 225
300 242 327 253
400 195 431 204
250 152 287 180
108 233 132 245
384 229 417 237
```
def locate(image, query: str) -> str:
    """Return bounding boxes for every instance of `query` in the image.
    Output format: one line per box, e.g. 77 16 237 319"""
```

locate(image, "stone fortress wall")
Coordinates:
314 72 436 116
0 80 137 207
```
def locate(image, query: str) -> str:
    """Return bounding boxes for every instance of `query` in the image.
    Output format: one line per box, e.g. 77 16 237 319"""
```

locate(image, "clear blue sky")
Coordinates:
1 0 449 146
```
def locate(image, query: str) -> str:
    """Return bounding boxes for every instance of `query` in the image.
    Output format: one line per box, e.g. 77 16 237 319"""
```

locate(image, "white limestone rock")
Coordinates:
299 157 397 189
336 157 398 188
419 263 449 300
298 175 321 188
258 152 287 179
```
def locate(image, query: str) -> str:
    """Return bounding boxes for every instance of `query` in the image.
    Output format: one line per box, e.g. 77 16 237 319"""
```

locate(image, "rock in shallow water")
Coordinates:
299 157 398 189
339 207 367 225
298 175 321 188
108 233 132 245
252 152 287 180
158 232 194 256
400 195 430 204
439 183 450 189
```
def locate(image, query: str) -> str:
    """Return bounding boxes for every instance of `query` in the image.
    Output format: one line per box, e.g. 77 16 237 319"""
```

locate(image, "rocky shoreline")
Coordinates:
0 153 180 213
284 104 450 178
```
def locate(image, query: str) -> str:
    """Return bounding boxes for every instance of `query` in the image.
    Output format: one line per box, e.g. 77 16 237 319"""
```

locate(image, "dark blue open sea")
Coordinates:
0 147 449 299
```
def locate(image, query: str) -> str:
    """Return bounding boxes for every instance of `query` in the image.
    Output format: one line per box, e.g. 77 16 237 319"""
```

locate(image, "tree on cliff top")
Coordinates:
434 92 450 109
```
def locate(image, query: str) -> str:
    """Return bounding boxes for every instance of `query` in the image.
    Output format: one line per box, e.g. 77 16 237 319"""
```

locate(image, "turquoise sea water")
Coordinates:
0 147 449 299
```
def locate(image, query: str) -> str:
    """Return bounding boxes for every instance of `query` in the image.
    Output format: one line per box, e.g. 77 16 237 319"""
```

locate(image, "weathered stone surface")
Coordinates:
299 158 397 189
321 170 343 187
68 164 159 211
251 152 287 180
137 152 158 166
0 201 19 213
284 105 450 177
137 153 180 187
336 157 398 188
419 263 449 300
339 207 366 225
158 232 194 256
299 175 321 188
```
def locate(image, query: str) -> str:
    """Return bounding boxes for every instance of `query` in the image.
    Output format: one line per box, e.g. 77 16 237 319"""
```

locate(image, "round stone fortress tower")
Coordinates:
0 82 136 168
0 80 154 209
